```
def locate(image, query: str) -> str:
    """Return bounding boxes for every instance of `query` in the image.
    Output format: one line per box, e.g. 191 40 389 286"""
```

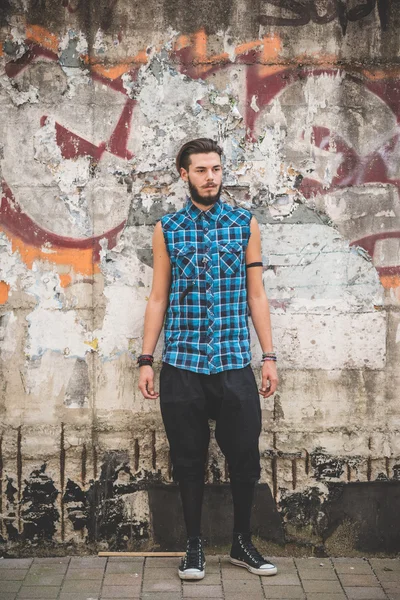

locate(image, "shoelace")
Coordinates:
183 539 203 569
238 535 268 565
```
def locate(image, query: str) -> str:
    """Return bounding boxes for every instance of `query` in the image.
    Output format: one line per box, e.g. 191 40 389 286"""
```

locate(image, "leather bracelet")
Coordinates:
137 354 154 367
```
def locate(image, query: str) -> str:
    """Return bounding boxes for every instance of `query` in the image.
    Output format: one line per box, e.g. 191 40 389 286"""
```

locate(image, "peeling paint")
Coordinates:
0 4 399 555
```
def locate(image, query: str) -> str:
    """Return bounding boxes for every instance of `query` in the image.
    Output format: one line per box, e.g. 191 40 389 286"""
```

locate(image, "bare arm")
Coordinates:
246 217 278 398
138 221 171 399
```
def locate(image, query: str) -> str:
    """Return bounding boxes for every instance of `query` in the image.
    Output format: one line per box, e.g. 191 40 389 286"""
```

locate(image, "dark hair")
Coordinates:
176 138 223 173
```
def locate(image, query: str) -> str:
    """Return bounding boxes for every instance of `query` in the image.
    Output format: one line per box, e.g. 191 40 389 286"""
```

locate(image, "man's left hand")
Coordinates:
259 360 278 398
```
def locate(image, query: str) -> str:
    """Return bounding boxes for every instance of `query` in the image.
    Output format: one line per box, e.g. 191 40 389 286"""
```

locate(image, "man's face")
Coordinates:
180 152 223 206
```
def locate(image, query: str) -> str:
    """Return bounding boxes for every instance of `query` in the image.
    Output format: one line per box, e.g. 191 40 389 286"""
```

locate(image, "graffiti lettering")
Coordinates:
259 0 390 32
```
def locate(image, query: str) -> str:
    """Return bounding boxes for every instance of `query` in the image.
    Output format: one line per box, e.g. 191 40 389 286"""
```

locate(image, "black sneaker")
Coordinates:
229 532 277 576
178 536 206 580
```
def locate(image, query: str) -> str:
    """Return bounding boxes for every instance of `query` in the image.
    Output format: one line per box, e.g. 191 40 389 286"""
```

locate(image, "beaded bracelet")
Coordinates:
262 351 277 362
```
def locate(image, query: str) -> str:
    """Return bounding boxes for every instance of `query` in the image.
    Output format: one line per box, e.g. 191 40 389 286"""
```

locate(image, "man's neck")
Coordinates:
189 197 219 212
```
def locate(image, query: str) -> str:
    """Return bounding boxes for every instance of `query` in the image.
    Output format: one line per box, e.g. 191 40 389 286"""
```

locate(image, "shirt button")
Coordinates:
204 227 209 232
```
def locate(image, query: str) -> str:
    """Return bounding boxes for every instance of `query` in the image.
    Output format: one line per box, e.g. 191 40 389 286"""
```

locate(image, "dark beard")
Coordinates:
188 179 222 206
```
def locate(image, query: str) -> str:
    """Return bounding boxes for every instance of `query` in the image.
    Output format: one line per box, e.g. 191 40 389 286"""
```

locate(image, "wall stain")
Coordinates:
0 434 3 536
291 458 297 490
311 449 345 480
60 423 65 541
134 439 140 472
20 464 60 540
17 427 22 533
81 444 87 487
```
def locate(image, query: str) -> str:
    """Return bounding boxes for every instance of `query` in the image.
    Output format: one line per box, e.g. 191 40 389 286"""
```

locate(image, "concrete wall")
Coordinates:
0 1 399 555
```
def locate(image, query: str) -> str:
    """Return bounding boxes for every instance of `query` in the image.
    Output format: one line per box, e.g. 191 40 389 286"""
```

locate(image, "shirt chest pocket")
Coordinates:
171 243 197 279
218 241 243 276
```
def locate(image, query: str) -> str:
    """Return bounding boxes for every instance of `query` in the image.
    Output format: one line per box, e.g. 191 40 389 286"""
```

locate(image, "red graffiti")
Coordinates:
0 181 124 261
1 36 400 280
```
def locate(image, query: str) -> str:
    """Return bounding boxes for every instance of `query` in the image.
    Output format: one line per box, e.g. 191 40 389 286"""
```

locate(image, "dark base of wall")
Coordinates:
1 479 399 557
148 481 400 555
148 483 285 550
323 481 400 554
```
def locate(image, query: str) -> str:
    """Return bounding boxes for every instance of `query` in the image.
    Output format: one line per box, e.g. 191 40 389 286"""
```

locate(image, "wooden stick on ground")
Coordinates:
98 552 185 557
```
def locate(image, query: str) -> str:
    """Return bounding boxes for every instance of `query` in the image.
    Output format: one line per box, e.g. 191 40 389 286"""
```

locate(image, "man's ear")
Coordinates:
180 167 189 182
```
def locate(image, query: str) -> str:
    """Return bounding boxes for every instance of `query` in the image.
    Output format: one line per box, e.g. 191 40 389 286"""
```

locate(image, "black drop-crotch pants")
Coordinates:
159 362 262 484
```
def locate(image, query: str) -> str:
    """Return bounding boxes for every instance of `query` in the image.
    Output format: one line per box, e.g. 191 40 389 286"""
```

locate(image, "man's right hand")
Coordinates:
138 365 159 399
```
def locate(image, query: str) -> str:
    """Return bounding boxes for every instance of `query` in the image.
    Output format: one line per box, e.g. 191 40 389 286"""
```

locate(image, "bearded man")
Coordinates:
138 138 278 580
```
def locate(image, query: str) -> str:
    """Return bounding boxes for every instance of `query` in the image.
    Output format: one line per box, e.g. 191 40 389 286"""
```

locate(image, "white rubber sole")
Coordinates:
229 557 278 576
178 567 205 580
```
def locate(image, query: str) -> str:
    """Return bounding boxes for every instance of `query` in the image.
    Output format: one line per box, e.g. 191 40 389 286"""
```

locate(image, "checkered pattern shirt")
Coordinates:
161 198 252 374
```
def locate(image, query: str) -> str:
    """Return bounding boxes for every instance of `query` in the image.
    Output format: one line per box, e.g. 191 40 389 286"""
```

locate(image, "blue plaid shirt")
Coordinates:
161 198 252 374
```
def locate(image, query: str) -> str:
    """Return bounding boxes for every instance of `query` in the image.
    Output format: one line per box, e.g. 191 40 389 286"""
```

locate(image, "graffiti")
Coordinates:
259 0 391 33
0 25 400 289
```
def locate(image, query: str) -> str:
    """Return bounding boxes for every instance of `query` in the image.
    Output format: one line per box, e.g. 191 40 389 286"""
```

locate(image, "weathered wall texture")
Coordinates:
0 0 400 556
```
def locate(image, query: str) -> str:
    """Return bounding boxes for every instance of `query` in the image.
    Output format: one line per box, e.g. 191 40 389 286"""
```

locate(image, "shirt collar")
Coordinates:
185 197 222 222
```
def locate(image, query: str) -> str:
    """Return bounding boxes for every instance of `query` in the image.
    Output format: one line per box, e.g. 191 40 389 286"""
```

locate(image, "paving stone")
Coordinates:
141 594 182 600
375 572 400 582
64 568 106 580
28 564 69 574
203 564 220 574
204 556 220 564
108 557 144 563
222 593 265 600
142 580 181 592
306 594 346 600
223 578 263 592
103 573 142 586
0 559 33 569
18 586 61 598
33 557 70 564
59 594 101 600
369 560 400 571
0 569 28 580
382 582 400 590
383 586 400 598
2 581 22 592
220 567 258 579
0 594 18 600
295 559 333 570
386 594 400 600
302 579 344 593
269 557 296 567
143 568 177 580
344 587 387 599
61 579 102 593
262 586 305 599
182 573 220 585
145 558 181 568
338 574 381 587
106 562 143 574
298 569 338 580
182 584 223 598
101 585 141 599
69 557 107 569
23 572 65 586
333 563 375 575
262 573 301 586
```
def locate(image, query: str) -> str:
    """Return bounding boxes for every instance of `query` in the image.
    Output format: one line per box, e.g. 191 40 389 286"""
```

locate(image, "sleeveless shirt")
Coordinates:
160 198 252 374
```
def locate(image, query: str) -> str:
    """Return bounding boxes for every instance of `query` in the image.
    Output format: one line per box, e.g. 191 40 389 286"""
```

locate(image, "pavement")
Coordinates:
0 555 399 600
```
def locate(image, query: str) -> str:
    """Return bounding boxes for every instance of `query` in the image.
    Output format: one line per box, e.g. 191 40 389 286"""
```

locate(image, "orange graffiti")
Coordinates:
380 275 400 290
58 273 72 288
1 226 99 279
26 24 59 54
0 281 10 304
